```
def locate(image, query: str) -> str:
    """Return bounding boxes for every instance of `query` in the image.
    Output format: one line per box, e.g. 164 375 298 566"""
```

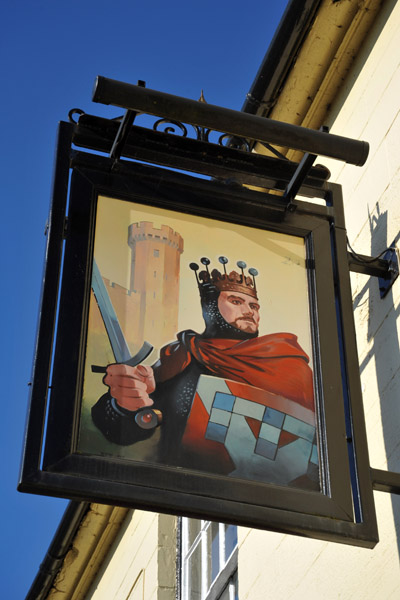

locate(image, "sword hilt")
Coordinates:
91 365 109 373
135 408 162 429
92 341 163 429
91 341 154 373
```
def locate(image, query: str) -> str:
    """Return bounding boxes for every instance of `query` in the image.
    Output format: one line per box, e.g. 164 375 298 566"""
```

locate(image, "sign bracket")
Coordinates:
109 80 146 165
283 152 317 212
371 468 400 494
92 76 370 166
348 244 399 298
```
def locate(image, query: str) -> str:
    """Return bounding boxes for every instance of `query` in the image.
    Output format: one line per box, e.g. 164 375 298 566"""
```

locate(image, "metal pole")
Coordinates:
93 76 369 166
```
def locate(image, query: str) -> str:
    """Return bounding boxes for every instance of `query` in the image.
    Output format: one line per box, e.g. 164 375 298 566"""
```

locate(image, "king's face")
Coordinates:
217 291 260 334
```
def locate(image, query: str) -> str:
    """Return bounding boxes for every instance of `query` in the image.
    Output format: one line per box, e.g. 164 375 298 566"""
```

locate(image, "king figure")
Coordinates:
92 257 319 489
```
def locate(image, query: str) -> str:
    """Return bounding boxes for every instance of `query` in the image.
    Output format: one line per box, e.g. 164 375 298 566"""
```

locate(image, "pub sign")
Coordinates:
19 103 378 547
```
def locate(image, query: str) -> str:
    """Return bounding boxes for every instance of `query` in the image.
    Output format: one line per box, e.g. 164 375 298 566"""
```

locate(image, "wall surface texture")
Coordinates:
239 1 400 598
85 511 176 600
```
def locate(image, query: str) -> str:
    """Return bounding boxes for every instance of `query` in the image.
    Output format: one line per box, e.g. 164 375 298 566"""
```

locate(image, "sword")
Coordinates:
91 258 161 429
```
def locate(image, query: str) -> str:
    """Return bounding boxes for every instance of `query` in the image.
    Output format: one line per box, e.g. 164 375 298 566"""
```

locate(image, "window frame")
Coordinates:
180 518 238 600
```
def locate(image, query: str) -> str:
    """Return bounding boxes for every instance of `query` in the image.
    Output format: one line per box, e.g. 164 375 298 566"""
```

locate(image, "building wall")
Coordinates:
238 1 400 598
85 511 177 600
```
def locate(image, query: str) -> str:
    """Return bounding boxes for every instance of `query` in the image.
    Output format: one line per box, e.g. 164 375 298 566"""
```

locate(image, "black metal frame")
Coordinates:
72 112 331 198
18 118 379 547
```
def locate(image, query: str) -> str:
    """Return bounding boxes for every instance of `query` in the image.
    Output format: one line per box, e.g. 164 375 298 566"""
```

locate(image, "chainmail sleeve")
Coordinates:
91 393 156 445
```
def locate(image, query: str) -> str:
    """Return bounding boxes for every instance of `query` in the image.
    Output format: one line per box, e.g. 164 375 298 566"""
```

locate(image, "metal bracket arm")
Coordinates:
109 80 146 164
283 152 317 212
110 109 136 163
347 251 397 278
371 468 400 495
348 245 399 298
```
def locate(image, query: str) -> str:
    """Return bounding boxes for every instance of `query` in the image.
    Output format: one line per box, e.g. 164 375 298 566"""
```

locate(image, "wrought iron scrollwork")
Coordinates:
153 118 188 137
68 108 85 124
153 119 255 152
152 116 253 151
68 106 284 157
219 134 251 153
193 125 211 142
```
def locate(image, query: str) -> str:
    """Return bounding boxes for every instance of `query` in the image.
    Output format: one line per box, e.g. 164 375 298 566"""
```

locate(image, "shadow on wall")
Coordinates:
354 207 400 556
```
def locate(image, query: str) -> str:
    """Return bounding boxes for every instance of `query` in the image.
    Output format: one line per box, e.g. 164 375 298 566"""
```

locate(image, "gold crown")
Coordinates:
190 256 258 300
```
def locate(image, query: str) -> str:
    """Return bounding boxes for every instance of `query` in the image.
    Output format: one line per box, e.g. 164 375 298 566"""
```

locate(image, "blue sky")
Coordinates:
1 1 288 596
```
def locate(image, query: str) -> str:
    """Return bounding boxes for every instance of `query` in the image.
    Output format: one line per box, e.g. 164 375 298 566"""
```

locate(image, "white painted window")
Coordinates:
181 519 238 600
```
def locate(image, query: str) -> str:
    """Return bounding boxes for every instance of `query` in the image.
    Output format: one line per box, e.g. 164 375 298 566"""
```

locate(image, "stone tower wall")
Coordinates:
128 221 184 350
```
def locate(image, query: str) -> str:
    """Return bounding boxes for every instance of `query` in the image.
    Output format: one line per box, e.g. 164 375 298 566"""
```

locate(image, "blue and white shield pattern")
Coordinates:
186 375 319 488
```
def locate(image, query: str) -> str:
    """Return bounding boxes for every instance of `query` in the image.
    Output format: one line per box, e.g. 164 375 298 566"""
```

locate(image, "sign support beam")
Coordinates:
92 76 370 166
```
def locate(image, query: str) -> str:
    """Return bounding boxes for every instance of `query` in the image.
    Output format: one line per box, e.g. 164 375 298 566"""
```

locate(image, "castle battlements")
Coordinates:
102 277 136 296
88 219 184 360
128 221 184 253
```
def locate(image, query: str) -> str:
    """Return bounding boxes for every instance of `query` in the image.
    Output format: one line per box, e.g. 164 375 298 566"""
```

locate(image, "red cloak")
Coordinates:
153 332 314 411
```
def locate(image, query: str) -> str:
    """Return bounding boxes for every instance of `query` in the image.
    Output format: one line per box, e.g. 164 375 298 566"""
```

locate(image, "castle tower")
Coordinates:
128 221 184 349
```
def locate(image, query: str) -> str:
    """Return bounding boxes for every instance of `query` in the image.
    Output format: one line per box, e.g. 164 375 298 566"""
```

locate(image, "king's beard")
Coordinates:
229 316 258 334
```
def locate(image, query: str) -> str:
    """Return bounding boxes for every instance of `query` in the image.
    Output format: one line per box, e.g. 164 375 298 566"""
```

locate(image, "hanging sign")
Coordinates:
19 122 378 548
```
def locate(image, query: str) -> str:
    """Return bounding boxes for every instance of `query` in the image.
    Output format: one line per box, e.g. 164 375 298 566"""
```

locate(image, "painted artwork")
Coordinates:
78 195 319 491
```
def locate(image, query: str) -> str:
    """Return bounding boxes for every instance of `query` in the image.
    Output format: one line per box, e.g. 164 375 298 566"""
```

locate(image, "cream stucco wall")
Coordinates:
238 1 400 598
85 511 176 600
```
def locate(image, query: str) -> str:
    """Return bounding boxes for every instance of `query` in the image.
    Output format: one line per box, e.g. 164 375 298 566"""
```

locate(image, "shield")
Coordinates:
182 375 319 489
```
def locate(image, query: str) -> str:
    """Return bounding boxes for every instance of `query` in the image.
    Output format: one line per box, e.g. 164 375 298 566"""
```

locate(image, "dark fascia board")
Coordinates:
242 0 322 116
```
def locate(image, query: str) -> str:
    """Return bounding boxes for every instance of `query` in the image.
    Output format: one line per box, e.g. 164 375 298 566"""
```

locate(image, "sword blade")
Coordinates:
91 260 158 428
91 258 132 363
